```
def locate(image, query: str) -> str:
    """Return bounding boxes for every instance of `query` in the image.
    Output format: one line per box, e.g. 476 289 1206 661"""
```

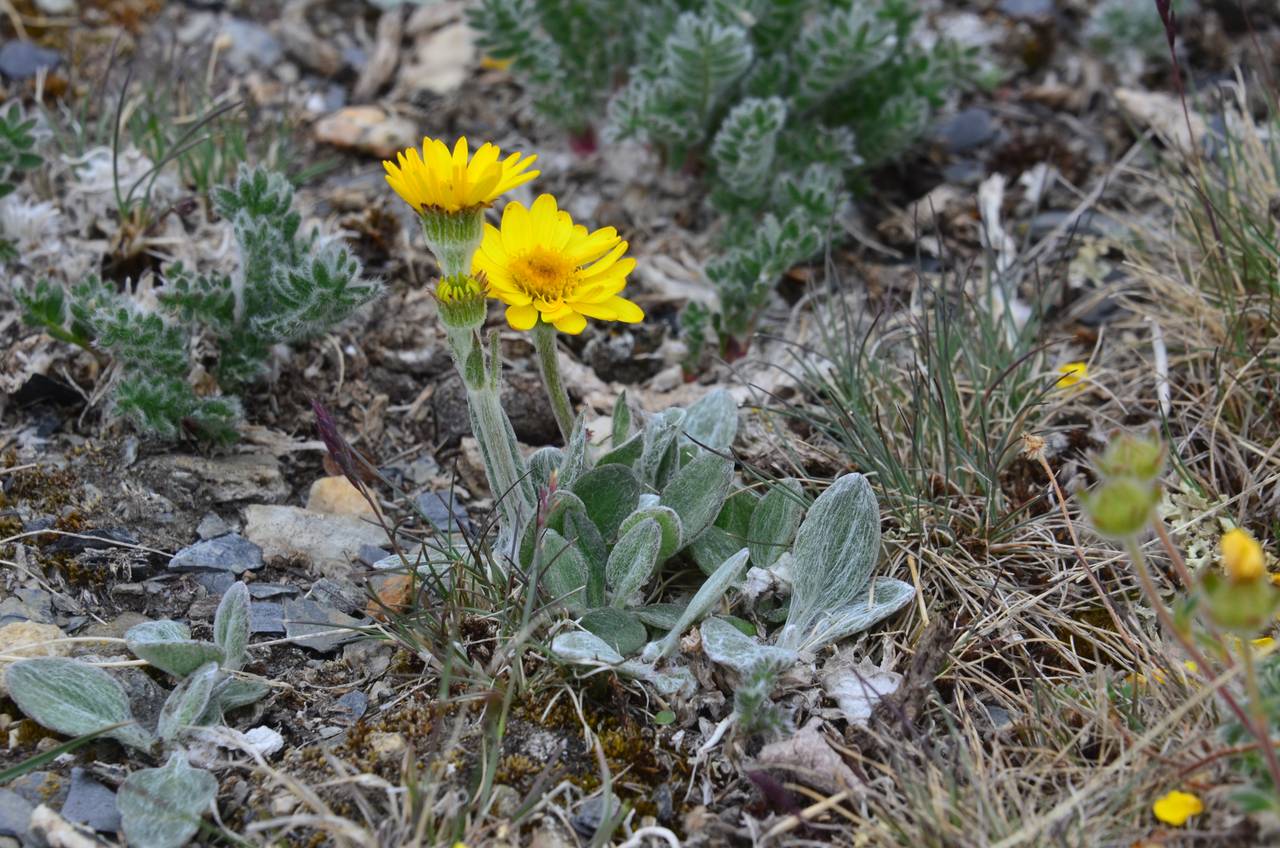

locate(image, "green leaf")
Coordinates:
558 414 590 488
715 487 759 537
126 620 225 678
157 662 219 742
580 608 647 657
612 391 632 445
202 677 270 724
564 508 608 608
689 525 744 576
119 752 218 848
634 602 685 631
572 464 641 540
528 446 565 491
680 388 739 451
606 518 662 606
658 452 734 549
653 547 750 659
748 478 805 568
596 432 643 468
618 506 683 563
636 408 684 487
653 709 676 725
213 583 250 671
4 658 154 752
538 529 590 611
699 617 796 676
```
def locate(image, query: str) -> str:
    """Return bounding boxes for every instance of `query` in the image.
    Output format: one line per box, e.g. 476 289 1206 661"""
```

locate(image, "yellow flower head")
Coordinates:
1152 790 1202 826
474 194 643 335
1222 527 1266 583
1056 361 1088 389
384 136 538 214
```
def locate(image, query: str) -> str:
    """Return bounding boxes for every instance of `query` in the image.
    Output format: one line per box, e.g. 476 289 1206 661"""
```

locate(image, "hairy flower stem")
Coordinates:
1126 539 1280 792
532 320 576 443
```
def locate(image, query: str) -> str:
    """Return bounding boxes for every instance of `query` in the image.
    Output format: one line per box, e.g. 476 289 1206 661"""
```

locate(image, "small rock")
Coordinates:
306 475 377 519
933 107 998 154
401 454 442 486
357 544 390 567
245 505 389 578
186 596 221 622
397 22 475 96
313 106 417 159
997 0 1052 20
306 578 365 616
144 453 288 504
414 491 471 534
283 598 367 653
0 790 33 840
113 667 168 733
584 330 665 384
78 612 149 642
46 528 137 555
168 534 264 575
4 772 65 808
0 41 61 80
195 571 236 595
196 512 233 540
60 768 120 833
215 18 283 73
0 598 44 626
0 621 68 696
570 795 608 839
333 690 368 722
250 601 286 635
248 584 297 600
368 731 406 758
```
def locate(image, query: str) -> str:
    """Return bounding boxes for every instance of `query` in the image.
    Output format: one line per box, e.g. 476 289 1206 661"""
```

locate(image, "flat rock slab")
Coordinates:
244 505 388 578
169 534 264 574
144 453 288 503
60 768 120 833
0 788 33 839
283 598 367 653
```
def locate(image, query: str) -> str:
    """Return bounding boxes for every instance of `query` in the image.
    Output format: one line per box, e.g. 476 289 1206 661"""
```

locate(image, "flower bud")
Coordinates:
1081 478 1160 538
1094 430 1166 482
435 274 487 331
1221 527 1266 583
1202 568 1280 633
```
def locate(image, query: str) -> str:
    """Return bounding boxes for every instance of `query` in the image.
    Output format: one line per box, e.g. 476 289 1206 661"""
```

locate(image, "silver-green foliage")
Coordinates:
470 0 974 361
2 582 267 848
15 165 381 443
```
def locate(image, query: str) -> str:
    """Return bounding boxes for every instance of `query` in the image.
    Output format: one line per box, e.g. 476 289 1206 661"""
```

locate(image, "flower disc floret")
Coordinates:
384 136 538 214
473 194 644 335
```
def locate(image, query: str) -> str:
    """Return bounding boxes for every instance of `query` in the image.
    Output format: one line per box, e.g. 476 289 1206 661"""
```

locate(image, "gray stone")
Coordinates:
169 534 264 574
998 0 1052 21
144 453 288 504
114 667 168 733
248 583 297 600
46 527 137 554
283 598 367 653
250 601 286 635
61 768 120 833
243 505 388 578
933 107 997 154
0 40 60 80
333 690 368 722
196 512 233 540
0 790 33 839
306 578 365 616
195 571 236 595
570 794 608 839
5 771 65 808
218 18 283 72
414 491 472 535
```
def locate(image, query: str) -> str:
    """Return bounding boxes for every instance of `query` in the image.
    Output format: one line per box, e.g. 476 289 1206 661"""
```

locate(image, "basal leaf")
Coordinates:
572 464 641 540
700 617 796 676
213 583 250 671
654 547 750 659
681 388 738 451
157 662 219 742
748 478 805 568
658 452 734 549
4 658 154 752
618 506 683 563
538 528 590 611
606 518 662 606
581 608 647 656
119 752 218 848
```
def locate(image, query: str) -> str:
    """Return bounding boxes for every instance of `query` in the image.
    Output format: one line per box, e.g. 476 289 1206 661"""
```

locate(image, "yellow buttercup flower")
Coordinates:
1222 527 1266 583
1056 361 1088 389
1152 790 1202 826
383 136 538 214
474 194 643 335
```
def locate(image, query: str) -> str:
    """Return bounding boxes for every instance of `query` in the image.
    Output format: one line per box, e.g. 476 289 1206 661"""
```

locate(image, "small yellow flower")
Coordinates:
1055 361 1088 389
1222 527 1266 583
1152 790 1202 826
480 56 513 71
383 136 538 214
474 194 643 335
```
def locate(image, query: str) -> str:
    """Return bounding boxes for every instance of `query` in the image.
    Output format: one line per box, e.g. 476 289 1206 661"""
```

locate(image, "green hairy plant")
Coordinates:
0 102 43 260
16 165 381 442
4 583 267 848
470 0 975 362
546 389 913 700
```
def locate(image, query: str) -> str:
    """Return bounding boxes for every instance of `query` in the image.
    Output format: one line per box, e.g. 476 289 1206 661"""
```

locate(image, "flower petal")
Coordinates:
506 303 538 331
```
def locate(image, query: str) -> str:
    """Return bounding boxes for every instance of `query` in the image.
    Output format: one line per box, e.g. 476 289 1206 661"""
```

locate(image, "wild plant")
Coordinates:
0 103 43 261
4 583 269 848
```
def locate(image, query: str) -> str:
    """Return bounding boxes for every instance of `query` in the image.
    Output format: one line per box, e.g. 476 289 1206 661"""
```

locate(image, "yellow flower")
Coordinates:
1152 790 1202 826
474 194 643 334
480 56 513 71
1222 527 1266 583
383 136 538 214
1056 361 1088 389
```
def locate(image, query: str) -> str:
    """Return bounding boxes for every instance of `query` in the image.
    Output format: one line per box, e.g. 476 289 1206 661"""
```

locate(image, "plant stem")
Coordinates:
1126 539 1280 792
532 320 575 443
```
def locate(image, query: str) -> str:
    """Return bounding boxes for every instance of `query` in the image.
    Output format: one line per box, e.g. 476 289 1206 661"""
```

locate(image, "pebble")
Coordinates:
0 621 68 696
60 768 120 833
414 491 472 535
144 453 288 504
306 475 377 519
0 790 33 840
933 107 998 154
196 512 233 540
248 584 297 600
46 527 137 555
4 772 65 808
283 598 367 653
333 690 368 723
397 21 475 96
113 667 169 733
997 0 1053 21
216 18 283 73
250 601 286 635
196 571 236 595
168 533 264 575
244 505 389 578
313 106 418 160
0 40 61 80
306 578 365 616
